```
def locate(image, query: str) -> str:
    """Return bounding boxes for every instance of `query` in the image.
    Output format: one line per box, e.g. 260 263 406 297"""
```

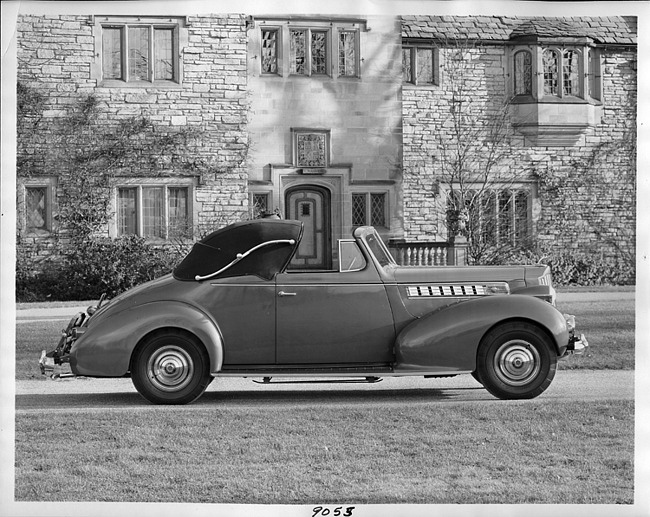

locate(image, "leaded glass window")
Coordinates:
416 48 434 84
402 48 412 83
128 27 150 81
252 193 270 214
370 194 386 227
352 193 388 228
154 28 174 81
118 185 191 239
312 30 328 74
26 187 47 233
563 49 580 97
352 194 367 226
447 188 531 247
402 46 437 85
118 187 137 236
339 31 357 77
102 27 123 80
290 30 307 75
543 49 559 96
261 29 278 74
513 50 532 95
588 48 602 101
168 187 189 238
100 20 180 83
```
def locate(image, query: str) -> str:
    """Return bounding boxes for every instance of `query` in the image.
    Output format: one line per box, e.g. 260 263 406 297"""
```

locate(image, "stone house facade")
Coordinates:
400 16 637 267
15 12 636 273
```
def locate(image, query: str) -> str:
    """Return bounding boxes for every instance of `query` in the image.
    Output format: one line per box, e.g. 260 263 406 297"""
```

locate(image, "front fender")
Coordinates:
395 295 569 372
69 301 224 377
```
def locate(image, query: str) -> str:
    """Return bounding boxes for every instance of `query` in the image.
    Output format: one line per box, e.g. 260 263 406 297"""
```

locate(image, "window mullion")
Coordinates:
149 25 155 82
307 29 312 76
509 191 517 246
123 25 129 82
366 193 371 225
557 48 566 99
137 186 143 237
412 47 418 85
163 187 169 239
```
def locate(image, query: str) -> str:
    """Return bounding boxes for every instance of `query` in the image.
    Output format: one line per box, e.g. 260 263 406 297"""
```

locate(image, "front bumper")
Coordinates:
562 313 589 357
39 310 90 378
564 333 589 356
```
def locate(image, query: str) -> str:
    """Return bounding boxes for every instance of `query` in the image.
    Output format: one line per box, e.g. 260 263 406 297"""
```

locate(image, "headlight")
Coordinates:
564 314 576 333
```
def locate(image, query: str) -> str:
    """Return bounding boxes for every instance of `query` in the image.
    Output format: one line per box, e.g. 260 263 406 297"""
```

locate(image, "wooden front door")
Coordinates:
285 185 331 270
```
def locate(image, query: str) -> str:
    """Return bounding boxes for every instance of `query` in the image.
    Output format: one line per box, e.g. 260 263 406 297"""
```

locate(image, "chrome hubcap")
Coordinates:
494 340 540 386
147 345 194 392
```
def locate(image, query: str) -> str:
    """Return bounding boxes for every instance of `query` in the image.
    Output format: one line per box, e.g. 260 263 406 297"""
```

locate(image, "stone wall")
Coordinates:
16 14 250 258
401 41 636 263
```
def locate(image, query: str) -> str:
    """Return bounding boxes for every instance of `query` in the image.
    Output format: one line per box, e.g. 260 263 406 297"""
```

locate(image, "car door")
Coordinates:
275 262 395 365
197 275 276 365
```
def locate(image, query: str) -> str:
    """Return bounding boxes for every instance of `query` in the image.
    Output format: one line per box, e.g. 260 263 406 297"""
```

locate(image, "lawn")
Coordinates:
554 297 635 370
15 400 634 504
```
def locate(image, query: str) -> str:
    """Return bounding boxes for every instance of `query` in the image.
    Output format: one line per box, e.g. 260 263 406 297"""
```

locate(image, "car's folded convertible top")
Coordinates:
173 219 303 281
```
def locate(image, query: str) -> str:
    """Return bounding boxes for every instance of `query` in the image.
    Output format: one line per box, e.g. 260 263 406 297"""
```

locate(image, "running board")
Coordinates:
252 376 383 385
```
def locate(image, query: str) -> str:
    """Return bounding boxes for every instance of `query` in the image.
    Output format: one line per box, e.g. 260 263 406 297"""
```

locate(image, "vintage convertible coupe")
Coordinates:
40 219 587 404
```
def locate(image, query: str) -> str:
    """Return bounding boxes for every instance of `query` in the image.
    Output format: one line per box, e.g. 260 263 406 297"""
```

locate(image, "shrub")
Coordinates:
489 248 635 286
16 236 185 302
544 253 635 287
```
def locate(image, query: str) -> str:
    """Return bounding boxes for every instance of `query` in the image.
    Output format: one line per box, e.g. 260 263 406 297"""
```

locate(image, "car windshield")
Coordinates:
364 231 396 268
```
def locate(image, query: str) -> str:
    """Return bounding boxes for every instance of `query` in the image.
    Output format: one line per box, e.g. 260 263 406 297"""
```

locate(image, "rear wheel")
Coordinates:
131 330 212 405
476 322 557 400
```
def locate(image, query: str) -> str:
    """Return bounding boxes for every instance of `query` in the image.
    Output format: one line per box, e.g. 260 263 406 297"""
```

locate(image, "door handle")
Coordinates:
278 291 297 297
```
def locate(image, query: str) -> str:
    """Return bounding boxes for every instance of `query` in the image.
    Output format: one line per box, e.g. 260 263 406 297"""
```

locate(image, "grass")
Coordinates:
14 401 634 503
554 298 635 370
15 297 635 380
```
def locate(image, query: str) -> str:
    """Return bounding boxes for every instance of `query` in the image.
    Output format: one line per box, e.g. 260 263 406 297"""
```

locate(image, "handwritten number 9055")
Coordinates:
312 506 355 517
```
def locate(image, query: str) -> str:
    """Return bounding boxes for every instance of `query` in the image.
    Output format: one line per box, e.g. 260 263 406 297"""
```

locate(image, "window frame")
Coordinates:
509 44 600 103
402 43 439 86
94 16 186 87
21 178 57 236
256 18 363 79
249 190 274 218
338 28 361 78
351 191 389 229
112 179 195 241
442 182 537 247
289 27 331 77
260 27 281 75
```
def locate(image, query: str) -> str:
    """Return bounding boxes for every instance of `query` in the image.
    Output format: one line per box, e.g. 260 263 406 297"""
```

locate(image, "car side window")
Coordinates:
339 240 367 272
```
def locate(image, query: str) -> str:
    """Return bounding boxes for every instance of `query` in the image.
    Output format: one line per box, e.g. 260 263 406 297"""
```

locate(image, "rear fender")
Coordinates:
395 295 569 372
69 301 224 377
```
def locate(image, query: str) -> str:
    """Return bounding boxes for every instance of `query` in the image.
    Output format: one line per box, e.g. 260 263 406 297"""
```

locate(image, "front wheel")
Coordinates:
131 330 212 405
476 322 557 400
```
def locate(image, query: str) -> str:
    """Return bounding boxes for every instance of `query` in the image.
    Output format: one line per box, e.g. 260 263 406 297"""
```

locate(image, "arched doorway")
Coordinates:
285 184 332 270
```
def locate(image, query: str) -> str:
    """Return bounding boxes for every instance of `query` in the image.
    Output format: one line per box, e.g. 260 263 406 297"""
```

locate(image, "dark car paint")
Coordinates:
68 227 567 382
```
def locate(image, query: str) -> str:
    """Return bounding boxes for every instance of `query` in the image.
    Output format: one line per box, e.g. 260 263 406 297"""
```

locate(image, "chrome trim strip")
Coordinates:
213 370 474 377
406 282 510 298
195 239 296 281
